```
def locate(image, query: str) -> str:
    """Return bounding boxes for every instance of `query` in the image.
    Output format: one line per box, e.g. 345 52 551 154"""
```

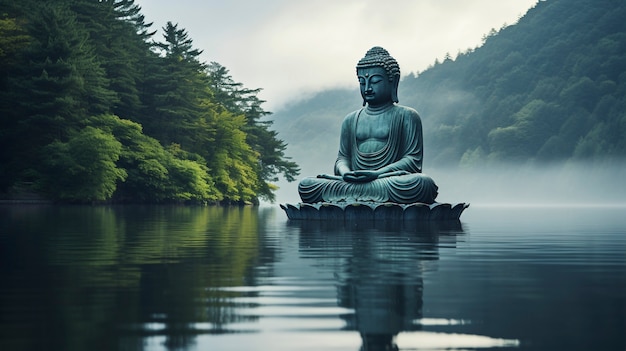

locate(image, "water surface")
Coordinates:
1 204 624 350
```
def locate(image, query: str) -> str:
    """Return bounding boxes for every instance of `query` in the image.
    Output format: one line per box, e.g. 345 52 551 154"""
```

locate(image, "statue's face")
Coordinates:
357 66 392 107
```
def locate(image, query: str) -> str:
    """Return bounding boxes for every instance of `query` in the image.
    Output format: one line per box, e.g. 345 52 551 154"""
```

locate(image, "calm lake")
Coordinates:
1 204 625 351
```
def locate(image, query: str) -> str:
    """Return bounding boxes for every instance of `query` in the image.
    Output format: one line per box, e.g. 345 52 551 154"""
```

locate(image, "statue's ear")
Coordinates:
391 75 400 103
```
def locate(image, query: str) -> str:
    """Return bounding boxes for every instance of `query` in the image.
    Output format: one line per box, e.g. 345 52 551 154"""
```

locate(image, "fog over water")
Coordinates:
429 161 626 207
271 160 626 208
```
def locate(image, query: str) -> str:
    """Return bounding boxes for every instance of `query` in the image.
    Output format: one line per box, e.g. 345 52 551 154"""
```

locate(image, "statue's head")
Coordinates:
356 46 400 106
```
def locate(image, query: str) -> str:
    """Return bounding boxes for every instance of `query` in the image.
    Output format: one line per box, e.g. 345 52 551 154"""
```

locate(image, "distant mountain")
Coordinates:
272 0 626 174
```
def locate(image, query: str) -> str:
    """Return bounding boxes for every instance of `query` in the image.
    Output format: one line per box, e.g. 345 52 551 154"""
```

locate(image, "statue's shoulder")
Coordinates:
393 104 420 117
344 109 361 119
392 105 422 125
341 109 361 125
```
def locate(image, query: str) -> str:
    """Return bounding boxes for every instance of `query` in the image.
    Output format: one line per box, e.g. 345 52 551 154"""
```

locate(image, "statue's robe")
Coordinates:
298 105 438 204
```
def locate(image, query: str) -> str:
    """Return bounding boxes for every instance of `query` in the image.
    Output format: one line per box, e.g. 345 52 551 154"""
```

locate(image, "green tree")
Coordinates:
87 114 219 203
70 0 155 120
207 62 299 201
201 102 259 203
0 1 298 202
141 22 207 146
0 15 31 69
1 3 116 190
41 126 127 202
0 12 31 190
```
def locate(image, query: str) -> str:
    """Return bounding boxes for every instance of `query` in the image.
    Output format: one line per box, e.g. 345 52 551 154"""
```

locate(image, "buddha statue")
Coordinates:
298 46 438 204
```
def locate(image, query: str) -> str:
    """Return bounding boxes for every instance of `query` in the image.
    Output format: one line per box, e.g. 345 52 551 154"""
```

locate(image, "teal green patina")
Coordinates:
298 47 438 204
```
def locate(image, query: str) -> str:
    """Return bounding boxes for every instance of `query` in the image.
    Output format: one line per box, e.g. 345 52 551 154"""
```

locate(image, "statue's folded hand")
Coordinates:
343 170 379 183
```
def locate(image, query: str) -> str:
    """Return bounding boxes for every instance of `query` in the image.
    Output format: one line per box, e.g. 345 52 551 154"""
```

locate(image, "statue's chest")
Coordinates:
355 115 391 141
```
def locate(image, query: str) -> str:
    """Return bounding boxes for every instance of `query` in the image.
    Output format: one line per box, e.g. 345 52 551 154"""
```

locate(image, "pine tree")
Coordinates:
0 9 32 190
3 3 116 189
70 0 155 120
207 62 300 201
141 22 207 146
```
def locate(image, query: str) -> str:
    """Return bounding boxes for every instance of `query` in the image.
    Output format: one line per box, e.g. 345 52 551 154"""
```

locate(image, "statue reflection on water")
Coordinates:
289 219 464 351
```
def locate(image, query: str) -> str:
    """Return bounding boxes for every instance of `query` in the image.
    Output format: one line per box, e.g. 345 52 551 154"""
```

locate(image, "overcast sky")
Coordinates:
135 0 538 111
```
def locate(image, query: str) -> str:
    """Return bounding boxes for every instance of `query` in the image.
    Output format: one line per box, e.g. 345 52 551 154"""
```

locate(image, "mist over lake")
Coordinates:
274 161 626 208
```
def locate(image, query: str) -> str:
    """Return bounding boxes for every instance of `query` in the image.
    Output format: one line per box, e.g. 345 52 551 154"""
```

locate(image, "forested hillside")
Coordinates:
272 0 626 170
0 0 298 203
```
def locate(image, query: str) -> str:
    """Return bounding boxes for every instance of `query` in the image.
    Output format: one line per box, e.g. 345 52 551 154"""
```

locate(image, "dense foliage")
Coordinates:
0 0 299 203
272 0 626 169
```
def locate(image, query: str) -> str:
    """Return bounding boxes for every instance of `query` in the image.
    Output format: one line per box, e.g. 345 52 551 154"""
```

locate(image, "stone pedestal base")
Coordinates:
280 202 469 221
